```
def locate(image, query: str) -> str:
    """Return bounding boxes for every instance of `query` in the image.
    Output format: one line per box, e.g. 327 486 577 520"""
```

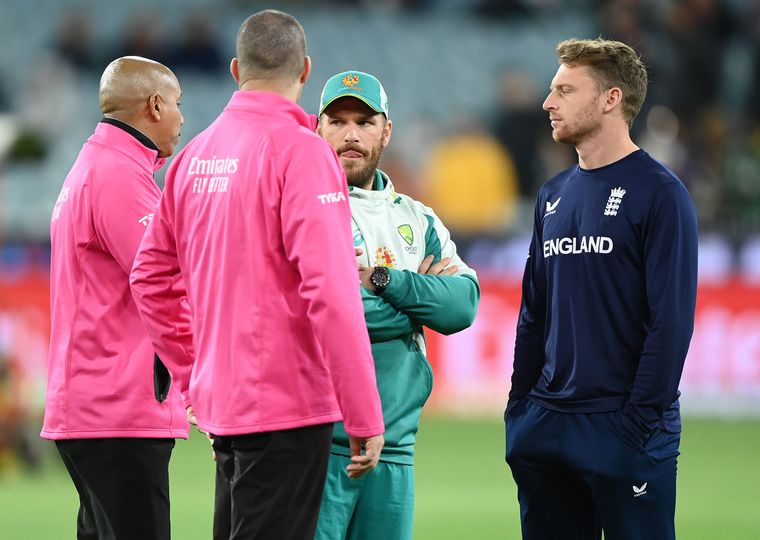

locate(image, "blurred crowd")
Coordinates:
2 1 760 246
3 0 758 266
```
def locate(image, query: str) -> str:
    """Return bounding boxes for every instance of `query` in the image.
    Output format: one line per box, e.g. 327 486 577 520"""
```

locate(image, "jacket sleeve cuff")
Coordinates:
342 423 385 439
379 268 410 302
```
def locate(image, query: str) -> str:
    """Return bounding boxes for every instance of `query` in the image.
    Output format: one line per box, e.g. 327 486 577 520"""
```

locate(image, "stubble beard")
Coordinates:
344 140 385 190
553 101 602 147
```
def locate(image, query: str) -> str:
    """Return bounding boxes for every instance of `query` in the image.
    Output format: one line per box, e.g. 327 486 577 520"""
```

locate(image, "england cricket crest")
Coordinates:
604 187 626 216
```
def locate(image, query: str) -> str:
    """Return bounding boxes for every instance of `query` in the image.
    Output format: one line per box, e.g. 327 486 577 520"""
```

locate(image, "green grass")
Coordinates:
0 417 758 539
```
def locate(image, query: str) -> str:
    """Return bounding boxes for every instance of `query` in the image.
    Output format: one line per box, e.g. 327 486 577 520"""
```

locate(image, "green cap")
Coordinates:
319 70 389 117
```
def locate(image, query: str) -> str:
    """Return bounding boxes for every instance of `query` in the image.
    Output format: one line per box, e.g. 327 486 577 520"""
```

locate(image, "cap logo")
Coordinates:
342 74 360 87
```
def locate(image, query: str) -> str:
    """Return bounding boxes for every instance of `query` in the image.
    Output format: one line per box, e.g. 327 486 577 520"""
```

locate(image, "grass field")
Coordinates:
1 416 758 539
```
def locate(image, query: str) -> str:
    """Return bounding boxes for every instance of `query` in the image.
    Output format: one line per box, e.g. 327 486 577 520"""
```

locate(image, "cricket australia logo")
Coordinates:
544 197 561 219
604 187 626 216
397 224 417 254
397 225 413 246
632 482 648 498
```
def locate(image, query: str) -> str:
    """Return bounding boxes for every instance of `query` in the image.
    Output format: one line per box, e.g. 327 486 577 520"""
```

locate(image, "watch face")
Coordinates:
371 267 390 288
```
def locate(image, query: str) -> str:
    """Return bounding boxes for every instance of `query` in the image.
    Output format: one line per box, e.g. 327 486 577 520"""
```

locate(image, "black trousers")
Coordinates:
505 399 680 540
55 438 175 540
212 423 334 540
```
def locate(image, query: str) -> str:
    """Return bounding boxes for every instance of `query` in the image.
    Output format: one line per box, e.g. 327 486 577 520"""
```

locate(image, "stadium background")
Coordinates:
0 0 758 538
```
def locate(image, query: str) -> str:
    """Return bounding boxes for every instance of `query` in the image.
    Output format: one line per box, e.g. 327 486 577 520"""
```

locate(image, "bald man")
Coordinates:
130 10 384 540
41 56 187 540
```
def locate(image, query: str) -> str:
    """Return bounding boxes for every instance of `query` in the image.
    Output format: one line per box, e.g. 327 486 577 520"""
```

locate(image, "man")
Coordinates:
42 56 187 540
314 70 480 540
129 11 385 540
504 39 698 540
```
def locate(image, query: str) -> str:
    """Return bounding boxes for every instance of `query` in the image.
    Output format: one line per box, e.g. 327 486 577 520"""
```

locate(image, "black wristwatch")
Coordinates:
369 266 391 294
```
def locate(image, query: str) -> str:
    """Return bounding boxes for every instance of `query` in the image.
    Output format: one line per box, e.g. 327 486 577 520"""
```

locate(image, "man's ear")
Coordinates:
230 57 240 84
382 119 393 148
148 93 161 121
603 87 623 114
300 56 311 85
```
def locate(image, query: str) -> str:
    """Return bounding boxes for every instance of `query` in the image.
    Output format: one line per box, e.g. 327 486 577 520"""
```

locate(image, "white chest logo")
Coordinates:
632 482 648 497
604 187 626 216
317 192 346 204
138 213 154 227
544 197 561 218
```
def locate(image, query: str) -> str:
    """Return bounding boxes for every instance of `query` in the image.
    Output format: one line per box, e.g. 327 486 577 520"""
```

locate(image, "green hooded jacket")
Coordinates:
330 170 480 464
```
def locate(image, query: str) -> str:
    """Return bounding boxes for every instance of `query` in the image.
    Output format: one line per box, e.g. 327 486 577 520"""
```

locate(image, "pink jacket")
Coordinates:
130 91 384 438
42 122 189 440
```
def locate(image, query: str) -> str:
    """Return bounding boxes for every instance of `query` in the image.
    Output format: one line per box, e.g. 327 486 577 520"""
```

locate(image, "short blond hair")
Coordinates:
556 38 648 127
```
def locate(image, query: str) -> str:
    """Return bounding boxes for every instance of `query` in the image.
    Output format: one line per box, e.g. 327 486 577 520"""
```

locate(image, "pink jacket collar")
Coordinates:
224 90 312 129
89 122 166 173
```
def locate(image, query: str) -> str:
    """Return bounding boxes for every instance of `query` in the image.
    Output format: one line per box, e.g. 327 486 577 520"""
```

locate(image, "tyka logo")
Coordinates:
51 187 71 222
138 213 155 227
604 187 626 216
317 192 346 204
544 197 561 218
632 482 648 497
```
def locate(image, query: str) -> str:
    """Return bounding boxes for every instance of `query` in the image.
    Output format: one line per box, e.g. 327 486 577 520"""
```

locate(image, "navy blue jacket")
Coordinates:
510 149 698 444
